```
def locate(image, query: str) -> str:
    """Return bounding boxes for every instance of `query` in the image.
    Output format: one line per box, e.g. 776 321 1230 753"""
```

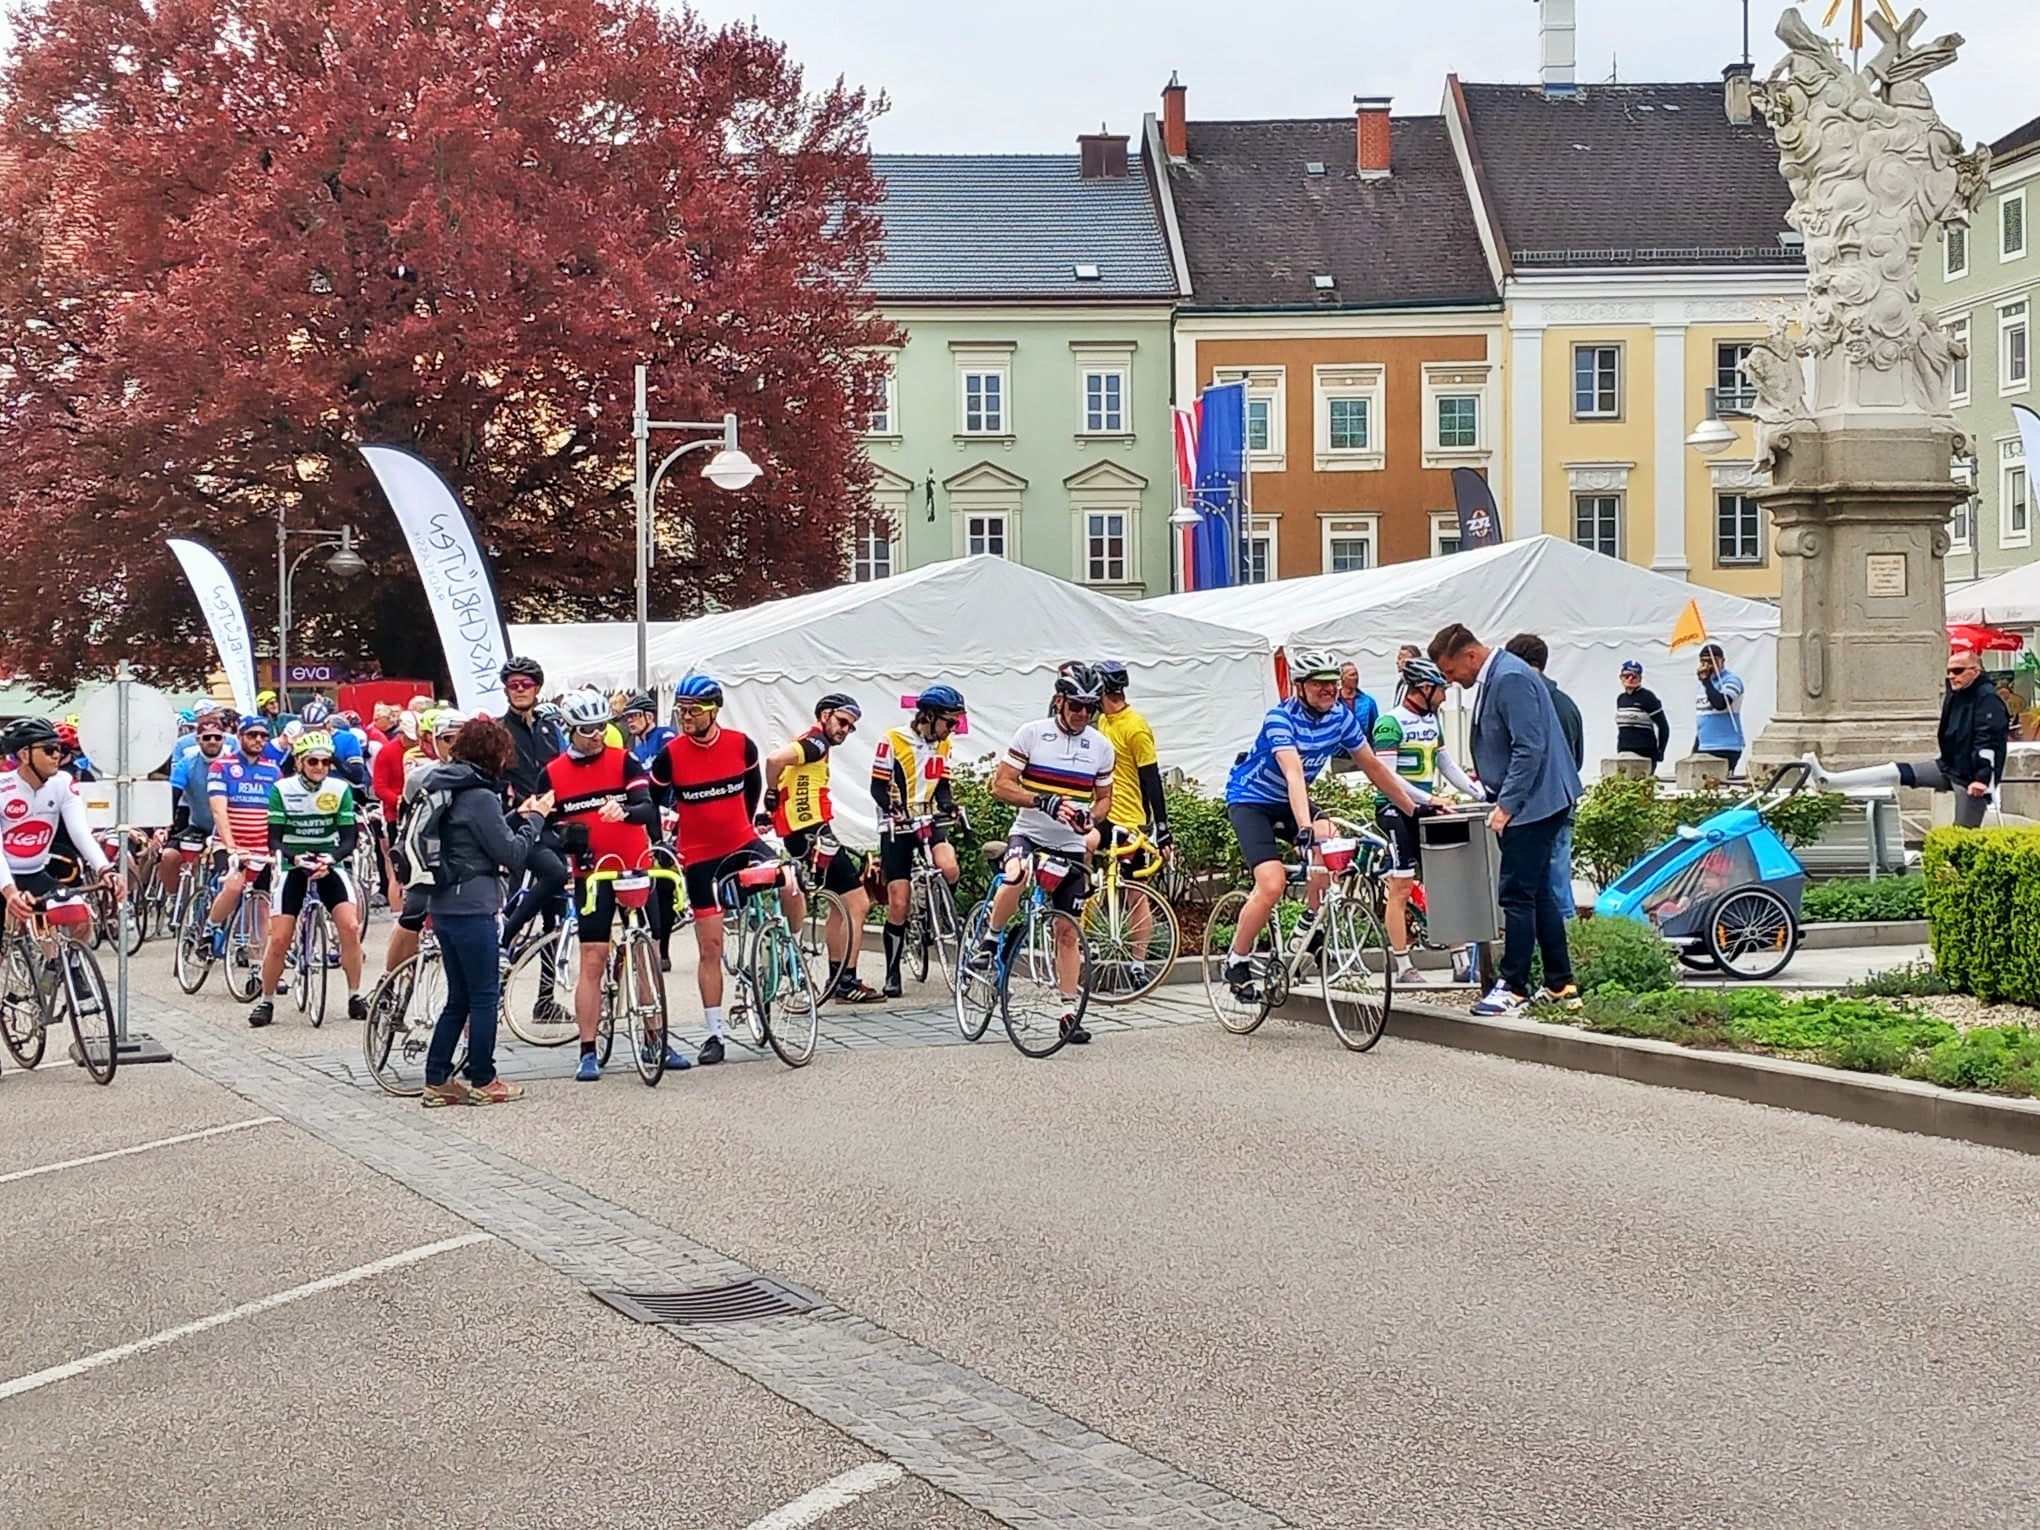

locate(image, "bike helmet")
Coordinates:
54 721 80 748
814 692 862 720
500 655 545 686
534 701 563 725
561 688 613 729
1400 656 1448 691
299 697 333 725
293 730 336 760
176 708 198 728
914 684 965 717
621 689 658 718
2 716 60 755
673 674 724 708
427 708 467 737
338 710 362 729
238 713 270 734
1289 648 1342 683
1096 660 1130 695
1053 663 1105 705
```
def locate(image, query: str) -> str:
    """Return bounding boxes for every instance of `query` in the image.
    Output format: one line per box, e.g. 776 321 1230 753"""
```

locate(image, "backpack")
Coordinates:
395 770 471 889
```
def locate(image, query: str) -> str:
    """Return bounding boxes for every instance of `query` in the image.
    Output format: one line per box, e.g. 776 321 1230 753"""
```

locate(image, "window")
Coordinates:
2002 300 2029 393
1430 512 1463 557
1242 518 1277 584
1084 511 1128 583
1715 493 1764 566
864 370 896 436
1572 344 1622 419
1217 366 1287 467
1573 494 1621 557
1313 364 1384 470
1947 221 1969 280
1950 315 1970 404
1246 396 1272 454
2005 440 2031 549
851 523 895 581
961 370 1006 433
1437 395 1479 448
1327 397 1370 451
1716 342 1756 415
2003 189 2027 261
1319 515 1378 574
1950 495 1972 553
1081 369 1126 434
965 513 1009 558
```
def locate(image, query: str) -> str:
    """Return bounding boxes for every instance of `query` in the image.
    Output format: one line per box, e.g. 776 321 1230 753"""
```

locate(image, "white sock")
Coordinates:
1817 762 1904 790
1393 948 1418 971
703 1006 723 1039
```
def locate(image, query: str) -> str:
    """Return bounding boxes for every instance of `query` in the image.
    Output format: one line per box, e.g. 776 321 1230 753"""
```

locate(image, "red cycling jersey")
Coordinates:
545 745 651 871
654 727 760 863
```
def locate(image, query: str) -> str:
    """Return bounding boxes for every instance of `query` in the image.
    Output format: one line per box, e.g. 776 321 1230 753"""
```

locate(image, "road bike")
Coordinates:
349 793 385 915
954 843 1094 1060
88 832 147 957
1199 818 1395 1052
790 831 857 1006
170 847 229 995
583 859 682 1087
1081 824 1179 1005
2 888 118 1084
718 855 819 1068
362 932 463 1097
219 855 272 1004
885 813 962 988
500 877 581 1049
282 855 341 1028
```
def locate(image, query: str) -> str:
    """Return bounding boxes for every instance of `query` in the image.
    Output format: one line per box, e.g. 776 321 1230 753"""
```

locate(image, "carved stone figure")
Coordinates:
1739 316 1810 472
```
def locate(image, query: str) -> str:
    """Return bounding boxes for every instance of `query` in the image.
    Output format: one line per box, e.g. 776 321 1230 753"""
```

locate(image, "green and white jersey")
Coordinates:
267 773 355 858
1372 705 1443 790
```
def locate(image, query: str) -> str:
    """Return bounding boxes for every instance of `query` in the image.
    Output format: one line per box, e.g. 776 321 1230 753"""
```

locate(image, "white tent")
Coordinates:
504 620 686 692
1947 563 2040 628
520 557 1279 846
1150 536 1781 775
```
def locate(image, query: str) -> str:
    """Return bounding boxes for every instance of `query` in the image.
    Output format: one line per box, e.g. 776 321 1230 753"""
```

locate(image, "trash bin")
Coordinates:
1416 807 1503 946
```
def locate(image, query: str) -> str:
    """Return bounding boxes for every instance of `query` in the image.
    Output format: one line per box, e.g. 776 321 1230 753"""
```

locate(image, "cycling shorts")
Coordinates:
684 840 778 916
573 876 621 945
1002 834 1090 914
279 865 353 919
879 822 947 885
1226 800 1321 871
396 884 432 933
785 827 866 897
1374 803 1421 877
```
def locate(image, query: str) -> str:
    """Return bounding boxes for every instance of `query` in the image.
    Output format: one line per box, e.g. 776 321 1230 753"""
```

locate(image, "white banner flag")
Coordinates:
166 538 259 718
360 445 510 715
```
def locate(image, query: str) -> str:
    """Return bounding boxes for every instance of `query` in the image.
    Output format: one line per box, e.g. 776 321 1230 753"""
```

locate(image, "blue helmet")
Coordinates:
237 713 271 735
299 697 334 725
674 674 724 706
176 708 198 728
915 684 965 717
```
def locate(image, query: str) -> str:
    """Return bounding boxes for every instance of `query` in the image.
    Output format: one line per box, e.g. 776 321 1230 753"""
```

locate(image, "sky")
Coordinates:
0 1 2031 150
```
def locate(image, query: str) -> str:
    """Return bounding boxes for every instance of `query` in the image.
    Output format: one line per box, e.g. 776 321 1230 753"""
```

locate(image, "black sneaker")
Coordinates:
248 998 275 1029
1060 1011 1091 1045
881 976 903 999
697 1034 725 1067
1224 958 1258 1000
347 994 368 1022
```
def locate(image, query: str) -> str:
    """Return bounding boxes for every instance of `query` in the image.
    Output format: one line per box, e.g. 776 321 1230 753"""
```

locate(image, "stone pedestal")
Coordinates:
1602 756 1655 780
1750 421 1961 773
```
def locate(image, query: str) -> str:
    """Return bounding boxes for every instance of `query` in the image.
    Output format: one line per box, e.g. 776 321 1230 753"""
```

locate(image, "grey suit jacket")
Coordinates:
1469 649 1583 825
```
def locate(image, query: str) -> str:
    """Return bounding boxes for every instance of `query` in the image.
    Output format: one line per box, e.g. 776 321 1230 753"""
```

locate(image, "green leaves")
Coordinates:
1923 826 2040 1005
1801 874 1927 924
1569 774 1848 893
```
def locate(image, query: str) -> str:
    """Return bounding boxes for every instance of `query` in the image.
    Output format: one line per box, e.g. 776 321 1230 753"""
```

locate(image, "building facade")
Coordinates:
1924 113 2038 587
856 147 1183 594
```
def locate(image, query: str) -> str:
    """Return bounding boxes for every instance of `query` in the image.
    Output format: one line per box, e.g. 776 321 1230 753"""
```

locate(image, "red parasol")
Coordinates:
1948 622 2025 654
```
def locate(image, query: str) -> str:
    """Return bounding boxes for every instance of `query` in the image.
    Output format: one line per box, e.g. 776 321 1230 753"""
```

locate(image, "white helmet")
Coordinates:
560 688 612 729
1289 648 1341 683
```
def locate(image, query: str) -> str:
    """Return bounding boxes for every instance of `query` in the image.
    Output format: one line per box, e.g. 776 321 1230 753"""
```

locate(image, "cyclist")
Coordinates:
973 665 1115 1044
170 709 201 770
161 716 230 911
1220 649 1423 999
619 690 681 970
246 732 367 1028
0 716 119 928
651 673 804 1066
870 684 965 997
767 693 883 1004
547 688 688 1082
1089 659 1171 985
55 720 96 783
1371 656 1482 985
498 655 569 967
204 714 283 953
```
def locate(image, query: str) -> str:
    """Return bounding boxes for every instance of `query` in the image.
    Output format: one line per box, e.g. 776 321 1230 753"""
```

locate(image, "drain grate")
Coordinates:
591 1277 819 1325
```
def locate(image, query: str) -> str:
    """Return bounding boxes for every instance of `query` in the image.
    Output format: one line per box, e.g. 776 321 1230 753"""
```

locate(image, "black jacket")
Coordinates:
502 707 564 801
1542 676 1585 770
1615 685 1672 763
1938 680 2011 789
428 763 541 907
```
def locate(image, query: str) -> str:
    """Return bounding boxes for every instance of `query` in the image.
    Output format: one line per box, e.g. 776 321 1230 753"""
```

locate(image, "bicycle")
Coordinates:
1199 818 1395 1052
953 842 1093 1060
2 888 118 1084
790 831 856 1006
362 932 465 1097
582 859 682 1087
283 855 340 1029
170 846 229 995
500 877 582 1049
89 832 145 957
219 855 272 1004
718 855 819 1069
1081 824 1179 1005
885 813 962 989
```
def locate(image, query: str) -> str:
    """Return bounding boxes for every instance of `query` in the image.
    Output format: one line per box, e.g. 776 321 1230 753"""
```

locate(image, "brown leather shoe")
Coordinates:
421 1080 471 1109
465 1078 525 1106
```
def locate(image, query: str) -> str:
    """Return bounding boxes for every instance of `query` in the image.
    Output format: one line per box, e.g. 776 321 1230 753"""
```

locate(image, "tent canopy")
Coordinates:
1151 536 1782 774
503 621 686 694
1948 563 2040 628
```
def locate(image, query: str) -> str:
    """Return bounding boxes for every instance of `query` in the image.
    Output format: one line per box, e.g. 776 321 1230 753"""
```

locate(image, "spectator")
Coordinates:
1336 662 1379 739
1693 642 1746 776
1614 659 1672 769
1811 645 2010 828
421 717 551 1108
1429 623 1582 1016
1395 643 1421 670
1504 633 1584 920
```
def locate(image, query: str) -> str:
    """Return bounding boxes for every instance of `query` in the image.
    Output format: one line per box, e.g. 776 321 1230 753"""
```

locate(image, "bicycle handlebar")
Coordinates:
579 864 681 914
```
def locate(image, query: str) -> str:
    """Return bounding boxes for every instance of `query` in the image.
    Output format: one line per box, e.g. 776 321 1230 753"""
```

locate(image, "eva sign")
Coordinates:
77 680 182 777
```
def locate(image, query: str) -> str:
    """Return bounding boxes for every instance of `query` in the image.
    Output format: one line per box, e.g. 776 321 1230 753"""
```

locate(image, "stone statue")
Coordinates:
1751 6 1988 426
1740 313 1810 472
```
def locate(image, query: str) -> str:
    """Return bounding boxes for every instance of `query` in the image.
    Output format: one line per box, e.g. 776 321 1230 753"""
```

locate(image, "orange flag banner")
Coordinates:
1669 598 1708 652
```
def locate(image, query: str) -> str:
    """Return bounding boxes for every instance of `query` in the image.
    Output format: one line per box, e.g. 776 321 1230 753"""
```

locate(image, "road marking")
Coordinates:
744 1462 908 1529
0 1231 492 1404
0 1116 281 1187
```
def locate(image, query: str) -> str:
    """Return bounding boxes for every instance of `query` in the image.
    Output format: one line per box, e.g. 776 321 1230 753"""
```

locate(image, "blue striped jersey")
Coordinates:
1225 700 1371 805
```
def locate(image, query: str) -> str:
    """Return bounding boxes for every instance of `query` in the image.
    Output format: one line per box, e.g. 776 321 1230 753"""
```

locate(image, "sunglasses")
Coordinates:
570 722 608 736
198 733 225 743
676 704 716 720
1948 666 1977 676
1063 699 1100 715
505 678 539 692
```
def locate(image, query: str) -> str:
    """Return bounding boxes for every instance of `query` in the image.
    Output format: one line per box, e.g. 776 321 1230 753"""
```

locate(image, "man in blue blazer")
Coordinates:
1429 623 1583 1016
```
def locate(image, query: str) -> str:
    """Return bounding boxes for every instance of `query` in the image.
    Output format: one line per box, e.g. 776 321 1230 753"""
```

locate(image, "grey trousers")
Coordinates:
1904 761 1992 828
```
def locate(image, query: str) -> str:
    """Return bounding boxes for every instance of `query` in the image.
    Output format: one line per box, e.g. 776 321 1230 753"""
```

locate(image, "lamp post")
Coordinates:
633 362 763 691
277 512 368 712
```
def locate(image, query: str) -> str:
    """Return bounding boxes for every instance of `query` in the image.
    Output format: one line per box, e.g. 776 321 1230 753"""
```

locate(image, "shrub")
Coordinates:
1801 874 1926 924
1842 960 1951 999
1565 915 1680 995
1162 783 1243 890
1916 1025 2040 1093
1570 774 1846 892
1923 826 2040 1005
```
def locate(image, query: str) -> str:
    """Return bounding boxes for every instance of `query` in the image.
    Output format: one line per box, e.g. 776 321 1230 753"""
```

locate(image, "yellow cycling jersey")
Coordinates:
1095 705 1157 831
773 727 833 834
872 724 950 810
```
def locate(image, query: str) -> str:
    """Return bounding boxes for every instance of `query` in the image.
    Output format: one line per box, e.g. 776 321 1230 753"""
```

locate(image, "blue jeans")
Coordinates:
1549 821 1576 922
426 912 502 1088
1498 809 1573 997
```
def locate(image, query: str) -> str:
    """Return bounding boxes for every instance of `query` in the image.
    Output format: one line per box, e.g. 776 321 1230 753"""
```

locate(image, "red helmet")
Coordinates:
54 721 79 748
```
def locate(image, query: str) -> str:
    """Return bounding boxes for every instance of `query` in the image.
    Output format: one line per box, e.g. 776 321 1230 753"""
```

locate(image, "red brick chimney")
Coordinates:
1161 72 1188 160
1354 96 1392 179
1078 128 1130 181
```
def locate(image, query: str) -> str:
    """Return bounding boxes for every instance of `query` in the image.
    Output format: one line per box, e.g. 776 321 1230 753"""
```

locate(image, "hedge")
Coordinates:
1800 873 1926 924
1923 825 2040 1005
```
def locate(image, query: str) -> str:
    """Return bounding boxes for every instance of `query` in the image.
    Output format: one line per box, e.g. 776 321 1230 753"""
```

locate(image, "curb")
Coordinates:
1799 919 1930 950
1373 994 2040 1157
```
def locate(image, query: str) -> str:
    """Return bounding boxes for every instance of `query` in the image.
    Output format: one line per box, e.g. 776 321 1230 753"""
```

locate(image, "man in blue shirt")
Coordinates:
1693 642 1746 776
1337 662 1379 741
1221 649 1421 997
162 718 229 911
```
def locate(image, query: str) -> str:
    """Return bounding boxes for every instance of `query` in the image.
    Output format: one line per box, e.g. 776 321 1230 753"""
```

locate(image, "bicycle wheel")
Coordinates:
924 876 960 984
737 909 771 1047
999 907 1087 1059
172 891 214 995
1321 891 1393 1053
800 888 850 1006
363 950 457 1098
502 921 579 1047
1201 889 1279 1036
764 919 818 1068
302 905 334 1027
111 883 144 956
1082 878 1179 1006
907 882 932 985
1 940 48 1069
624 930 668 1087
953 902 998 1042
62 941 117 1084
225 893 268 1003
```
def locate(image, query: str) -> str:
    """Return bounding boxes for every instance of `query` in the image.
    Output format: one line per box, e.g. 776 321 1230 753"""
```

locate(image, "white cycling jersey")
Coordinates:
0 767 108 889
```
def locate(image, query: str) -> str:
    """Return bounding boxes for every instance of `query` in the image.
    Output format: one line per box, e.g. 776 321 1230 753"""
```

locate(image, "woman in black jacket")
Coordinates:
422 717 552 1107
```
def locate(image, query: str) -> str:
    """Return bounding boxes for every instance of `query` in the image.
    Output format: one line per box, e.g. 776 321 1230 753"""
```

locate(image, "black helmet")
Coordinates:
814 692 863 720
1096 660 1129 695
500 655 545 685
1054 663 1105 705
2 716 60 756
621 689 658 718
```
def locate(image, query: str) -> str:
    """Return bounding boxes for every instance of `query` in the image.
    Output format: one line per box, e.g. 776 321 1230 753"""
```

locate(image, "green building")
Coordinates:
1927 113 2038 587
856 138 1186 594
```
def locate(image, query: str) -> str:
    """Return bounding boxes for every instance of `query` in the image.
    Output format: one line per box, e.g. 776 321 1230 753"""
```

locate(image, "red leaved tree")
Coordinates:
0 0 895 689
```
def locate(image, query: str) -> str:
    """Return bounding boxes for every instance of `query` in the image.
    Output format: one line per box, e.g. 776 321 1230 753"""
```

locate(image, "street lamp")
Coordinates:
1685 386 1739 457
277 516 367 713
633 362 765 690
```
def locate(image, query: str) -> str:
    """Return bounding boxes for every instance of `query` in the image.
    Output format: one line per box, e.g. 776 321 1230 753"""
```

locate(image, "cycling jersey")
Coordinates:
628 724 677 812
872 725 949 813
1094 706 1157 832
0 767 107 889
267 773 357 859
773 726 833 835
207 751 283 850
654 728 762 864
1005 719 1114 857
1370 705 1478 798
545 745 652 871
168 747 225 836
1225 699 1370 807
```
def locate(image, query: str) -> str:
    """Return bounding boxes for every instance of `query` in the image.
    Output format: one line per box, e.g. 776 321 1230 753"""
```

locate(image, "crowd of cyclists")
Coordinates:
0 639 1492 1092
